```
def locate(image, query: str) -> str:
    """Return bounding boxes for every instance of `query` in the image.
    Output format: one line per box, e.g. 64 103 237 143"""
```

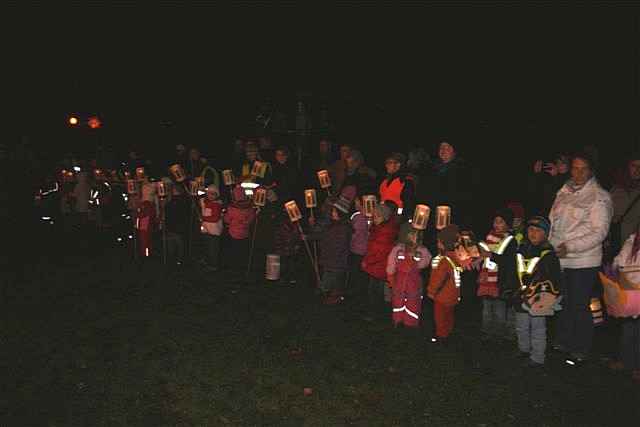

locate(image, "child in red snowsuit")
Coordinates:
427 224 465 342
200 184 224 271
387 226 432 327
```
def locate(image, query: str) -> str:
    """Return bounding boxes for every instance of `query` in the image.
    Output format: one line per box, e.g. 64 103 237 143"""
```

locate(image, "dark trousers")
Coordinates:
555 267 598 355
202 234 221 268
166 232 185 264
230 238 249 270
347 253 367 298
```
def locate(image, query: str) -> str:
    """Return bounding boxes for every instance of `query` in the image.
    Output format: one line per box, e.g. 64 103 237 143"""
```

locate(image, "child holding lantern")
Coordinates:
318 198 353 304
427 224 466 343
387 224 432 328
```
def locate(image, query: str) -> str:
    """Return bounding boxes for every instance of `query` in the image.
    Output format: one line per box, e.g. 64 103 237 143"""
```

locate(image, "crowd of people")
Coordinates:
32 135 640 384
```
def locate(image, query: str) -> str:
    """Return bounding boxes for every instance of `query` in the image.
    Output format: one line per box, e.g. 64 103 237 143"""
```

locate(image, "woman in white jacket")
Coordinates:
549 153 613 363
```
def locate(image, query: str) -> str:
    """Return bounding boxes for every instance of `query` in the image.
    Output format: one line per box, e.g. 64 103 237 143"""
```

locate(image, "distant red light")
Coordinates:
88 116 102 129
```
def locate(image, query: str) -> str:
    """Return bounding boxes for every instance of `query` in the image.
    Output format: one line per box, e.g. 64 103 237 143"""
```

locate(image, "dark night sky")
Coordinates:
6 7 638 165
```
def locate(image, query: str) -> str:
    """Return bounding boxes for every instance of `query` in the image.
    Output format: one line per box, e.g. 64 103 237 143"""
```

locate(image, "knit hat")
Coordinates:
385 152 406 164
332 195 352 214
374 203 392 223
527 216 550 236
438 224 460 251
494 208 514 227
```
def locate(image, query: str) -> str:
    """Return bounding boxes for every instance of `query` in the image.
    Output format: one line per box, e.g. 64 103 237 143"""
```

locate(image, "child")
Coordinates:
609 225 640 383
362 204 400 317
273 207 301 285
200 184 224 271
427 224 465 343
387 225 432 327
318 200 352 304
136 182 158 258
477 208 518 339
348 196 370 302
223 184 257 272
508 216 562 367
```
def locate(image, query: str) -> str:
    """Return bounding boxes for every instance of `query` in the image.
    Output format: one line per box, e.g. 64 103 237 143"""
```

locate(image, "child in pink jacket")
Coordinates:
223 185 257 271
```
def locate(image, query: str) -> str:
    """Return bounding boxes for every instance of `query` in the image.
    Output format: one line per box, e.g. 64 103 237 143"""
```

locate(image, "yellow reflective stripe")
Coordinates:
496 235 514 255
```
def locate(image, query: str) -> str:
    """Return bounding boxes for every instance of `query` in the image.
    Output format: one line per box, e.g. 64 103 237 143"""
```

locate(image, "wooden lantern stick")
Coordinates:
297 222 321 286
246 207 260 279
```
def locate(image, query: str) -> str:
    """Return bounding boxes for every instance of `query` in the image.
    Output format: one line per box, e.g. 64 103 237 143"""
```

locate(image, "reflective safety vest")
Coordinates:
478 235 514 271
397 249 424 262
379 176 405 208
432 255 463 298
516 250 551 290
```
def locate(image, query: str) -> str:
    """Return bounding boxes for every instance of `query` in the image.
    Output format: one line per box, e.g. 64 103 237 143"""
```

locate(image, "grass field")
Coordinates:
4 242 640 426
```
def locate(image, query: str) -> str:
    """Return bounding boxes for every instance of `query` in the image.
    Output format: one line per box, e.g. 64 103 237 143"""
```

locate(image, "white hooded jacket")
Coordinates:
549 178 613 269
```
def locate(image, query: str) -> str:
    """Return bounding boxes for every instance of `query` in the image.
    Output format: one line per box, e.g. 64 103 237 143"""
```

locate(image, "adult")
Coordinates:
549 153 613 363
378 152 415 220
328 143 352 192
341 149 377 196
271 146 299 204
186 148 207 179
527 153 570 216
610 153 640 244
416 140 473 229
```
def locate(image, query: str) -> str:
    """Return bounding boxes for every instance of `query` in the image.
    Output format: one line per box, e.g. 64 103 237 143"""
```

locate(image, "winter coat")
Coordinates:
510 240 562 314
427 251 463 306
271 162 299 204
362 219 400 280
386 243 432 286
549 178 613 269
610 186 640 244
477 232 518 298
273 215 300 257
165 195 191 235
379 173 416 217
201 199 224 236
613 233 640 284
526 171 568 217
319 220 352 272
416 158 474 228
350 211 369 256
224 202 256 240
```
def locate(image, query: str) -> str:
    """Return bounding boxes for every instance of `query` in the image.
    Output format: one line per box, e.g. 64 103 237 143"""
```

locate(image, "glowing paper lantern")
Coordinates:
135 167 145 180
317 170 331 189
304 189 317 208
126 179 137 195
362 195 377 218
412 204 430 230
251 161 267 178
253 187 267 207
436 206 451 230
285 200 303 222
156 181 167 198
222 169 235 186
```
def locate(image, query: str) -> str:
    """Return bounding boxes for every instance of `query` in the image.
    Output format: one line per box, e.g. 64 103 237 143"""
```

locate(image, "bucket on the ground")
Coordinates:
266 254 280 281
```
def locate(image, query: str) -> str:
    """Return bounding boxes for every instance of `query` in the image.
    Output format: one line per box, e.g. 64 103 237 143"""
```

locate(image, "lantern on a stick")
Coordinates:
436 206 451 230
412 204 430 230
126 179 137 195
251 161 267 178
362 195 377 218
304 189 317 218
156 181 167 198
222 169 235 186
285 200 303 222
317 170 331 190
253 187 267 207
